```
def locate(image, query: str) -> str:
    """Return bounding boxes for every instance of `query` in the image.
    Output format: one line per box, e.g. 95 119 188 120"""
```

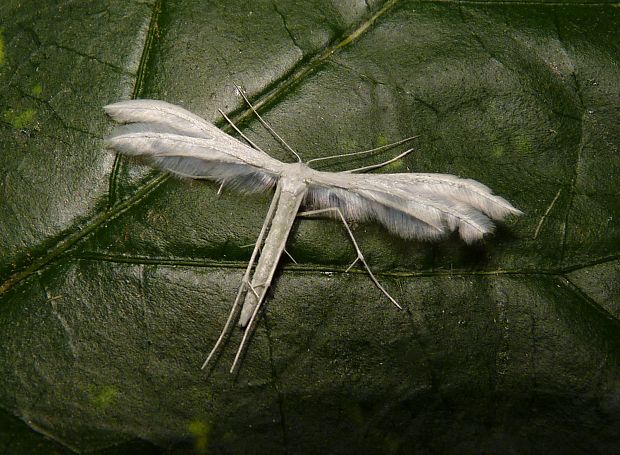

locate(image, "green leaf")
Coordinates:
1 0 619 453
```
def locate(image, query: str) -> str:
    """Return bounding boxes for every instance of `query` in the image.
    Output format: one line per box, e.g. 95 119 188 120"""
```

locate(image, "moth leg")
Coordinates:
298 207 402 310
201 253 260 370
230 282 271 374
284 248 297 264
239 244 295 264
201 184 282 370
243 243 296 264
305 135 419 166
244 278 261 299
341 147 416 174
233 83 302 163
218 108 266 154
345 257 359 273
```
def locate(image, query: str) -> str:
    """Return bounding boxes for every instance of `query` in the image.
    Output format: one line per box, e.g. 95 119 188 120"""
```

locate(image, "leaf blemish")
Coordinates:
4 108 37 129
32 83 43 96
0 28 5 66
188 419 211 454
89 385 119 409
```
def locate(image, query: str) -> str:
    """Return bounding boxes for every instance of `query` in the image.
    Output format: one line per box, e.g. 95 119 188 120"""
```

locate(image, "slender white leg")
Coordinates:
297 207 402 310
218 108 266 154
231 179 307 373
237 181 306 327
240 244 296 263
244 279 261 299
342 147 416 174
230 280 271 373
283 248 297 264
201 184 282 370
234 83 302 163
305 135 419 166
345 257 359 273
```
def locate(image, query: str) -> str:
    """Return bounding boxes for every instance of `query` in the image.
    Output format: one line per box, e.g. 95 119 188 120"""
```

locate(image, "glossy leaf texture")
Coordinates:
1 0 619 453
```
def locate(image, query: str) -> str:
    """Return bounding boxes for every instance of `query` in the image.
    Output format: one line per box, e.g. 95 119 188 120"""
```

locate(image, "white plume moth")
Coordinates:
104 86 522 373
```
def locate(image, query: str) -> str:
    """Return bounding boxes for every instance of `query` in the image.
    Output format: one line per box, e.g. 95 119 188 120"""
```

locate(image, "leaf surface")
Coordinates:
1 0 619 453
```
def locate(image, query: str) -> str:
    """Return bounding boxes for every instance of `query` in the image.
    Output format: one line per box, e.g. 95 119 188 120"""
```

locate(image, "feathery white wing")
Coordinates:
104 100 284 193
306 170 522 243
105 99 230 138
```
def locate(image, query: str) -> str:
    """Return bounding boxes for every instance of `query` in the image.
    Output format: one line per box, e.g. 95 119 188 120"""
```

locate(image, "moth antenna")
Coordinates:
234 83 303 163
305 135 419 166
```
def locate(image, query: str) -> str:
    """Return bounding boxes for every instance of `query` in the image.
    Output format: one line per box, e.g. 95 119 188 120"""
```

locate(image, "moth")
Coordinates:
104 87 522 372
